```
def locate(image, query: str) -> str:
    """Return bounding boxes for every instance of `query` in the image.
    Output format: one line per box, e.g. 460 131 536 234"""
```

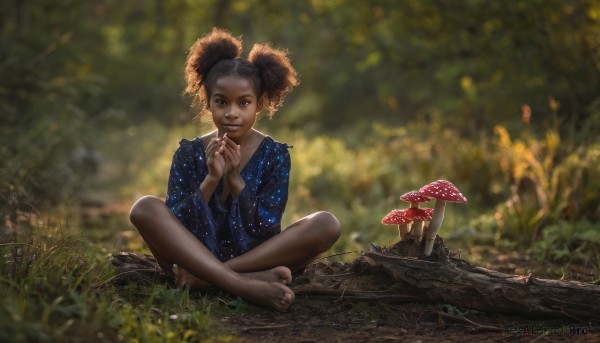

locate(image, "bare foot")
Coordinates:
173 264 211 289
172 265 295 311
234 277 295 312
244 266 292 285
173 264 292 290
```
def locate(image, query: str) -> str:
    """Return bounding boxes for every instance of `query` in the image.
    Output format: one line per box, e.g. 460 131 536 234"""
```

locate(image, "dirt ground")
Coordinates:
111 240 600 342
216 296 599 343
212 248 600 343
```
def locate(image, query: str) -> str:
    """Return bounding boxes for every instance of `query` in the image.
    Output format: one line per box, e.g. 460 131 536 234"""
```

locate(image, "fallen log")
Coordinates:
110 239 600 320
360 251 600 321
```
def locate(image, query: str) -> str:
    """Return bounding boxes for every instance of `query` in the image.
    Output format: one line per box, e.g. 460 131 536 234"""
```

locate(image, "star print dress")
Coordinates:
165 136 291 262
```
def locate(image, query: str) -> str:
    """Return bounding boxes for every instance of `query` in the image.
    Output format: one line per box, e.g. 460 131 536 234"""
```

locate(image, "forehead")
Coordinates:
212 75 256 97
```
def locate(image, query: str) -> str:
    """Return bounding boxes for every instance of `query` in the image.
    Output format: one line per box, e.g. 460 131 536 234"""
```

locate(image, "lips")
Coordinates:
222 124 242 131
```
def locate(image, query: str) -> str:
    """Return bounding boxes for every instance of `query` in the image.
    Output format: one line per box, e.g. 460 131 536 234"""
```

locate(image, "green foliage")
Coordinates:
492 125 600 244
3 1 599 338
1 0 106 214
3 0 600 219
0 220 223 342
530 221 600 266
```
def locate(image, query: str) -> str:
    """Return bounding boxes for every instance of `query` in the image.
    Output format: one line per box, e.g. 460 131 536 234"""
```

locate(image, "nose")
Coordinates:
224 111 238 119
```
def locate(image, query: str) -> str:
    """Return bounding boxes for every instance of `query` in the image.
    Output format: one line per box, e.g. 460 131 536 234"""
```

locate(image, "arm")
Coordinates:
201 137 226 203
165 139 220 254
227 144 291 253
220 133 245 199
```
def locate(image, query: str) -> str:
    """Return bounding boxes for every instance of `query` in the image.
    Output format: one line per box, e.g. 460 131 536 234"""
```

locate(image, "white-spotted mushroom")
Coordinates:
405 207 433 245
418 180 467 256
381 209 412 241
399 191 431 244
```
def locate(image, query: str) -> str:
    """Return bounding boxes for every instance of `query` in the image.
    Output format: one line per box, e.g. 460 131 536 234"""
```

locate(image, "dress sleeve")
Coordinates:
227 145 290 252
165 140 219 254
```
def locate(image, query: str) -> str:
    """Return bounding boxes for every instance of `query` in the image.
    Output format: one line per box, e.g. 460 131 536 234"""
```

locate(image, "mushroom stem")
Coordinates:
398 224 410 240
411 220 424 245
423 199 446 256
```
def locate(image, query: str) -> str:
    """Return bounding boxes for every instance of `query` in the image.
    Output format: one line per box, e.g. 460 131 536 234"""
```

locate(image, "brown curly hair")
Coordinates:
184 27 298 118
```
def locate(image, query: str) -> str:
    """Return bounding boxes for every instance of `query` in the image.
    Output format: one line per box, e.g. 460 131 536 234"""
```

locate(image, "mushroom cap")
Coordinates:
381 209 412 225
405 207 433 221
419 180 467 203
399 191 431 204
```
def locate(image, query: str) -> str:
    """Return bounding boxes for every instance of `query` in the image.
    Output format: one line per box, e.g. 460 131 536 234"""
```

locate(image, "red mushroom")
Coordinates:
399 191 431 209
418 180 467 256
381 209 412 240
399 191 432 244
405 207 433 245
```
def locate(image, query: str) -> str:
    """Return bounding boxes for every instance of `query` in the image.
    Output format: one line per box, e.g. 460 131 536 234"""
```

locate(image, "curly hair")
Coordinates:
184 27 298 118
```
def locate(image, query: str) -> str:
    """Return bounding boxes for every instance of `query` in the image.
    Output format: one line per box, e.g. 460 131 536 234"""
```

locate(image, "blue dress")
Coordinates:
165 136 291 262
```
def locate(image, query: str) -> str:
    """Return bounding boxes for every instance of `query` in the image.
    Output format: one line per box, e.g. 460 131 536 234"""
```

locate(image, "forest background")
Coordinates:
1 0 600 341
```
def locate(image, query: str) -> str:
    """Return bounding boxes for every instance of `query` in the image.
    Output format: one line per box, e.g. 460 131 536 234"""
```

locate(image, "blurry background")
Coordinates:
2 0 599 269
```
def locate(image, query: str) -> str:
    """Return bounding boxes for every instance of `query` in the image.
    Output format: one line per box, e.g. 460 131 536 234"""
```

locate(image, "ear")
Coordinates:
256 97 264 112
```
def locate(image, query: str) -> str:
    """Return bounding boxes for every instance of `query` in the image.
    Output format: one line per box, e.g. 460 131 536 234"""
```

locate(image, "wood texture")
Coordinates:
361 251 600 320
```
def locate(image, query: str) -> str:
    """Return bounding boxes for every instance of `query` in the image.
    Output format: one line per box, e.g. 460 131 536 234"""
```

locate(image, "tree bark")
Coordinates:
360 251 600 320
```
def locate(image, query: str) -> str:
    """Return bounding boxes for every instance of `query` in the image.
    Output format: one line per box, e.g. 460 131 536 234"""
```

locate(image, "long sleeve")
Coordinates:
163 137 291 262
165 139 219 254
226 142 291 254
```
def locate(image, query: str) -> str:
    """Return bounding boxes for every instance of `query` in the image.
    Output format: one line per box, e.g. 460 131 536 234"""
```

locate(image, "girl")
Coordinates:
129 28 341 312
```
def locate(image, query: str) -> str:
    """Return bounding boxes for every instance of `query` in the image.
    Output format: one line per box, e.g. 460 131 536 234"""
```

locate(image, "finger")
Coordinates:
222 139 241 157
221 147 238 166
206 139 221 156
223 136 238 150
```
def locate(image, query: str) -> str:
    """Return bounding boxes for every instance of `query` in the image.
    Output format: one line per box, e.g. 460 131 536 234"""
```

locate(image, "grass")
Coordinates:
0 215 236 343
1 206 599 342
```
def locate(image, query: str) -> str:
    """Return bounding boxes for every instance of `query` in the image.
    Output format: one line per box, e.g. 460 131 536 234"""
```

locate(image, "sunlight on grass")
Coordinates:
0 217 232 343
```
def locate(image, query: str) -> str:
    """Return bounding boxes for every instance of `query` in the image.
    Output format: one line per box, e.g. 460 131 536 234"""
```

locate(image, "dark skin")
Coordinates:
130 76 341 311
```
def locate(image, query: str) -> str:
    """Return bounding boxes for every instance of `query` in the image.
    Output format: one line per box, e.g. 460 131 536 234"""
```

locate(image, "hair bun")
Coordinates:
248 43 298 115
184 28 242 96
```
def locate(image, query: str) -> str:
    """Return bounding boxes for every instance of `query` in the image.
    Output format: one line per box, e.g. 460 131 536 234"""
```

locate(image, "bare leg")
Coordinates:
129 196 294 311
175 211 342 289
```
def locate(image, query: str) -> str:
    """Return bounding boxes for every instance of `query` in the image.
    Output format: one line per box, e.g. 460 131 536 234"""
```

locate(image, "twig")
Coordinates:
437 311 503 332
334 286 347 302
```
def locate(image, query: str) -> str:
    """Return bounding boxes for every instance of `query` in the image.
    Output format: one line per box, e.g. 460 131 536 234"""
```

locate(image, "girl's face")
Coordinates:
208 75 261 144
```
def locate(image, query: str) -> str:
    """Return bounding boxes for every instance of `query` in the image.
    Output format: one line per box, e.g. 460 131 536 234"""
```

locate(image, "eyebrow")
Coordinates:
212 92 256 99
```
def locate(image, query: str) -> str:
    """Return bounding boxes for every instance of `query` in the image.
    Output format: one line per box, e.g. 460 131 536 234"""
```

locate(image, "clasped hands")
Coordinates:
206 133 241 181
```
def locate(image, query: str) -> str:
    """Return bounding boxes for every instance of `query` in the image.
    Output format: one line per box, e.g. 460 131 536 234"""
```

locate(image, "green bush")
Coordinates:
530 221 600 266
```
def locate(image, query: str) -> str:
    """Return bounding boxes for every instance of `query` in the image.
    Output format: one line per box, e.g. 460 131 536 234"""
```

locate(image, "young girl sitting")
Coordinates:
129 28 342 312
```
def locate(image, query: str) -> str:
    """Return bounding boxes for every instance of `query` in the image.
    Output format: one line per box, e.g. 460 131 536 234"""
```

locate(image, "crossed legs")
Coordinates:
129 195 341 311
